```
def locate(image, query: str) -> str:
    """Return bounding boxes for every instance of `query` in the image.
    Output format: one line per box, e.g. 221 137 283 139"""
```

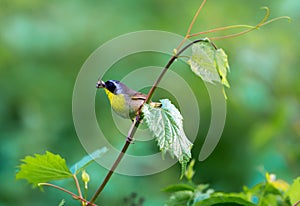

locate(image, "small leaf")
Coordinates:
188 40 230 99
215 48 230 88
266 173 289 193
142 99 193 177
16 151 73 187
162 183 196 193
188 41 220 84
193 194 256 206
70 147 108 175
286 177 300 205
194 184 211 193
165 190 194 206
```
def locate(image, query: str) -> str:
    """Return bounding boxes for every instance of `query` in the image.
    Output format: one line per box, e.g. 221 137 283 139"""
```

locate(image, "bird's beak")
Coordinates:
96 80 105 89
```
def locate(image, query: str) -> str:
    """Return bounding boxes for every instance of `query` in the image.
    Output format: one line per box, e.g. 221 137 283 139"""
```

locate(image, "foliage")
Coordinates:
188 39 230 98
286 177 300 205
16 149 107 205
142 39 230 177
164 161 299 206
16 151 73 187
16 150 300 205
142 99 193 177
189 40 230 87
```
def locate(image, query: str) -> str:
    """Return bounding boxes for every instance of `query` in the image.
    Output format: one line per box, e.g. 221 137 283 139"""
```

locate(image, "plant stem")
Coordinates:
89 120 140 204
144 38 207 103
257 183 269 206
176 0 207 51
73 174 84 206
204 8 290 41
186 7 290 42
89 38 210 205
294 199 300 206
189 25 254 38
38 182 96 206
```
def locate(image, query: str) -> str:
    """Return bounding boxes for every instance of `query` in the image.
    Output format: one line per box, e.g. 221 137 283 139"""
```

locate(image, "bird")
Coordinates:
96 80 161 120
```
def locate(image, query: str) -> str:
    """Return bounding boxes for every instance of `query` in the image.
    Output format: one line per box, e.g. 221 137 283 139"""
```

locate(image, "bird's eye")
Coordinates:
105 81 116 93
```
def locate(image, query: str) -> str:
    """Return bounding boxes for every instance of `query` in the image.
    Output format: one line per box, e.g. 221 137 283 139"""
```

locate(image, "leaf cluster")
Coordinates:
164 162 300 206
16 149 107 205
188 39 230 98
141 39 231 177
143 99 193 178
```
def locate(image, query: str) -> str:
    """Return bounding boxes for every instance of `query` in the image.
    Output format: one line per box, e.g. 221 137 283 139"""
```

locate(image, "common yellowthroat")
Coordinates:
96 80 161 120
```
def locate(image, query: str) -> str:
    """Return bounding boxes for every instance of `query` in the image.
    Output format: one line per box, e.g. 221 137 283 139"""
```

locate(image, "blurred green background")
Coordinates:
1 0 299 205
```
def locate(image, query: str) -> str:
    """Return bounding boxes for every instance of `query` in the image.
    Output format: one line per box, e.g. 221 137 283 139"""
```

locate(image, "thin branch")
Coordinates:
89 120 139 204
176 0 207 51
38 183 97 206
73 174 84 206
143 38 209 104
260 16 291 27
89 38 211 205
260 7 270 24
209 16 290 40
209 27 258 40
186 0 206 36
189 25 254 38
188 7 290 41
207 7 267 40
89 2 210 203
194 7 271 41
294 199 300 206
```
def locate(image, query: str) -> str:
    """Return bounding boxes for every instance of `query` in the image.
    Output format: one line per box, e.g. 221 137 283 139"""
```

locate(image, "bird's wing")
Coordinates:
131 92 147 100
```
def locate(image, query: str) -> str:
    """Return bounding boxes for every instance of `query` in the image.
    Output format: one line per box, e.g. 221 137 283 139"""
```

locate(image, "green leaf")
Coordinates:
265 173 289 194
286 177 300 205
162 183 196 193
188 41 220 84
142 99 193 177
70 147 108 175
259 193 290 206
195 184 211 193
165 191 194 206
215 48 230 88
188 40 230 98
16 151 73 187
193 194 256 206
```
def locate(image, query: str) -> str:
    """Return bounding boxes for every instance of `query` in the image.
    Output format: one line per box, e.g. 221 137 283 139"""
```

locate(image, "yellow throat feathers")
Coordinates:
104 88 127 113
